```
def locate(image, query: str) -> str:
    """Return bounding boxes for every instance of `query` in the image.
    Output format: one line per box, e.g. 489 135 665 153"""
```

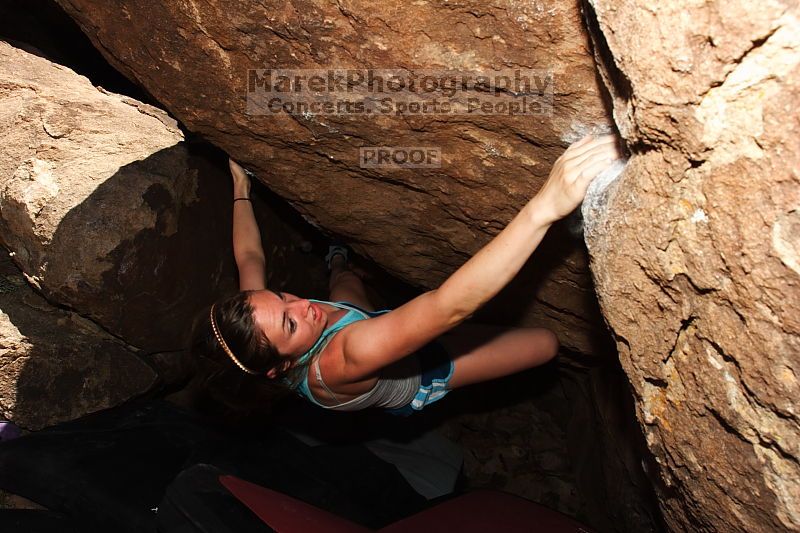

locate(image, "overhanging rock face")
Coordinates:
54 0 613 353
584 1 800 531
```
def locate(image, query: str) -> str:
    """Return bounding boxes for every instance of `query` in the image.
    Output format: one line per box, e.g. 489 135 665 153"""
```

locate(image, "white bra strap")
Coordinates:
312 356 343 404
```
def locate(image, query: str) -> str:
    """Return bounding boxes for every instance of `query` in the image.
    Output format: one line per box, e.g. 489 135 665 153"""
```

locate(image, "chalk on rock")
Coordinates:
581 159 628 240
560 122 615 144
564 159 628 241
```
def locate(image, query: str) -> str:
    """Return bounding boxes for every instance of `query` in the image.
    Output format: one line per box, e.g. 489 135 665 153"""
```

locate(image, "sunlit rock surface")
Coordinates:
584 1 800 530
0 40 195 352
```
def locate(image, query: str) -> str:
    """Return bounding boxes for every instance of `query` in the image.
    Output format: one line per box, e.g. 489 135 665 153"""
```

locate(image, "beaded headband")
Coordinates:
209 303 260 375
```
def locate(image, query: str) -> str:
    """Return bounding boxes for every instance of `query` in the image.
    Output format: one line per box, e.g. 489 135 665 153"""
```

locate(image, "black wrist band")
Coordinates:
233 197 251 202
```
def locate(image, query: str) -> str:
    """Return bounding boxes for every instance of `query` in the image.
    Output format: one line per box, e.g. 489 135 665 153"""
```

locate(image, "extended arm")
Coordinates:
229 158 267 291
341 135 622 378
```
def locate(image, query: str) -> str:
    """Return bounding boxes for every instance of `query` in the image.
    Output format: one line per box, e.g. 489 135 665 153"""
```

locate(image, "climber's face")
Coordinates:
247 290 327 363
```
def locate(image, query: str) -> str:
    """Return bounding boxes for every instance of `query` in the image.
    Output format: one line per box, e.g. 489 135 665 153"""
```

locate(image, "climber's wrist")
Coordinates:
233 182 250 199
523 195 557 229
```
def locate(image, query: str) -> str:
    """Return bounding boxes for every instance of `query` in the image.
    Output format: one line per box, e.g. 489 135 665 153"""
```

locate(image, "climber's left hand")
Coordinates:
229 157 251 198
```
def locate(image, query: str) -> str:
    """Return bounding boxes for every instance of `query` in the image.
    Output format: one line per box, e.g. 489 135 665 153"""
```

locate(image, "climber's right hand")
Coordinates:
535 134 622 224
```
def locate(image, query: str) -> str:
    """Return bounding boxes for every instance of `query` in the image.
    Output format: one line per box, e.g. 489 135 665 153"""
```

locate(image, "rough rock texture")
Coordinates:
583 1 800 531
0 248 157 430
0 40 195 352
54 0 614 354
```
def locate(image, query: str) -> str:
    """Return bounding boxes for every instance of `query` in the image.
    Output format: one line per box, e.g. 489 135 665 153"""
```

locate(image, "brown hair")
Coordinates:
181 290 303 420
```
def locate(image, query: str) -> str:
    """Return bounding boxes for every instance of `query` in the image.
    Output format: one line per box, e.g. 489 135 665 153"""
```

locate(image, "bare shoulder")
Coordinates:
306 331 378 405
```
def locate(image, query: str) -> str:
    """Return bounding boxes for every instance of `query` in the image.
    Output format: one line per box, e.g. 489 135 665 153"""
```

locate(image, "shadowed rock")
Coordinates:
0 248 157 430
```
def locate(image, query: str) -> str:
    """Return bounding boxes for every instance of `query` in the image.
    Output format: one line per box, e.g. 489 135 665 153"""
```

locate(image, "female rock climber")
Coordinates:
187 134 621 416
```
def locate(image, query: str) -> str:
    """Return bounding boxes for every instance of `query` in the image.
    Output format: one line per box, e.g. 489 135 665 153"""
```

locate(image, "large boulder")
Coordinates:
583 1 800 531
0 40 195 352
53 0 613 353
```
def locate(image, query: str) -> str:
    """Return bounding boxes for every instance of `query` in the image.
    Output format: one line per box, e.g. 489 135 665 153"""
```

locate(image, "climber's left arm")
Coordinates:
229 158 267 291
